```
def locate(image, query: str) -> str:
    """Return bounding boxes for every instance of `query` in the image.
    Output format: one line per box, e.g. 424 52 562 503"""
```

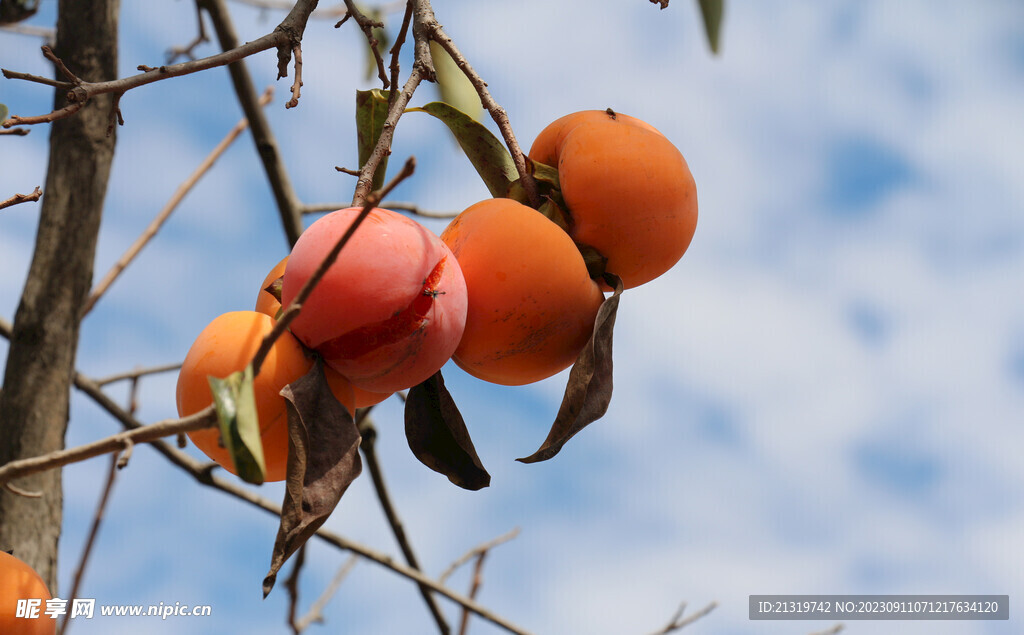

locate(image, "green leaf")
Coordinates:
407 102 517 198
356 88 391 192
0 104 8 123
696 0 724 54
429 41 483 123
207 365 266 484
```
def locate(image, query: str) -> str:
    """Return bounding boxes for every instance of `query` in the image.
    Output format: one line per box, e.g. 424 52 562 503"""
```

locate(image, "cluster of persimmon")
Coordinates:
176 109 696 481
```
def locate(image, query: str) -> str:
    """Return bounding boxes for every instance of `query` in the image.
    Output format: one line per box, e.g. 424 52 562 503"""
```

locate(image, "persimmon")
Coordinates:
529 109 697 289
255 256 393 408
175 311 348 482
282 208 468 393
441 198 604 385
0 551 56 635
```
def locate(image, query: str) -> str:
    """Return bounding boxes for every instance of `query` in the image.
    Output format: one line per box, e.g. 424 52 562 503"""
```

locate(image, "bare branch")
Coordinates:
457 552 487 635
293 555 358 632
285 44 303 108
646 601 718 634
81 87 274 317
4 482 42 498
359 415 450 633
58 455 119 635
339 0 390 89
285 544 307 635
0 186 42 211
167 3 210 63
418 10 539 205
0 127 30 136
351 2 433 205
94 363 182 387
438 527 520 584
808 625 845 635
200 0 305 245
0 0 318 128
0 23 55 40
0 407 216 486
302 200 456 219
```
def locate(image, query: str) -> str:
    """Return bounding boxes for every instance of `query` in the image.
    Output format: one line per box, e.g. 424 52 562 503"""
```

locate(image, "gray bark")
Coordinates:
0 0 120 593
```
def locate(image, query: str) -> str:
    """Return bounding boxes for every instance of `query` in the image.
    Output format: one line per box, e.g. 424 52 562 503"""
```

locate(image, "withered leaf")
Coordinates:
405 371 490 490
263 358 362 597
518 272 624 463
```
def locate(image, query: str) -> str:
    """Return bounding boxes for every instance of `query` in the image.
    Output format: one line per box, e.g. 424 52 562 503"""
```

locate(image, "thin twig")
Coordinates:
58 454 119 635
339 0 390 89
252 156 416 374
0 24 55 40
457 552 487 635
4 482 42 498
0 186 42 211
0 0 317 128
167 2 210 63
351 2 431 205
200 0 305 245
386 0 414 105
285 44 303 108
94 362 182 387
647 601 718 634
0 127 30 136
285 544 308 634
808 625 844 635
81 87 274 317
360 415 450 634
418 9 539 206
294 555 358 632
302 200 456 218
438 528 520 584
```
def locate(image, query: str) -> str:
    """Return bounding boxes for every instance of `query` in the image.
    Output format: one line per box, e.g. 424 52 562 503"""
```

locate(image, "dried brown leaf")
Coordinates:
263 359 362 597
405 371 490 490
518 273 623 463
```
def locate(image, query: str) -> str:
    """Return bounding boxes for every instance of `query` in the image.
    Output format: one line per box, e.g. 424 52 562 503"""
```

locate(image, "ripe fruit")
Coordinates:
0 551 56 635
176 311 345 482
441 198 604 385
282 208 468 394
529 109 697 289
255 256 393 408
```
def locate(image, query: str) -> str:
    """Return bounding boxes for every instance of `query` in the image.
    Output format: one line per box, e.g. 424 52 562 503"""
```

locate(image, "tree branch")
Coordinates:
646 601 718 634
57 454 119 635
0 186 42 211
82 88 273 317
0 0 319 130
198 0 306 246
359 415 449 634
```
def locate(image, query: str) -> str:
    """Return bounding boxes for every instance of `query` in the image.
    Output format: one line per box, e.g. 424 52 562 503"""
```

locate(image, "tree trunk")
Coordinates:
0 0 120 593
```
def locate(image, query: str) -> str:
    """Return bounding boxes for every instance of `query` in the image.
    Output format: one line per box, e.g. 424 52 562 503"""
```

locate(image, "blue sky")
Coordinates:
2 1 1024 634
